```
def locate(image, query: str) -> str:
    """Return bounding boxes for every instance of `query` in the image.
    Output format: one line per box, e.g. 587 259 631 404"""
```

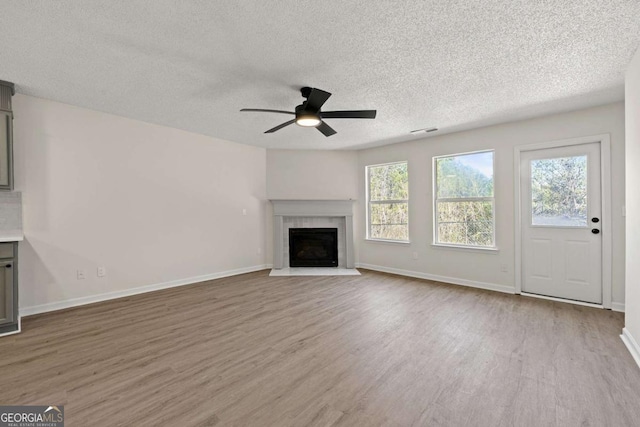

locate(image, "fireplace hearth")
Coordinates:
289 228 338 267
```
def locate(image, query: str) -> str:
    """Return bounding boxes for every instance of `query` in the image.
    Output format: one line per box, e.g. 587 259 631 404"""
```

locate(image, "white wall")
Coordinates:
625 47 640 349
266 150 358 200
357 103 626 305
13 95 267 312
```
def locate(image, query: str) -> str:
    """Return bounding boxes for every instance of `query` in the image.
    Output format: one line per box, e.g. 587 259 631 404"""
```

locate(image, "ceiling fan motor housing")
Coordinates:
300 87 313 99
295 104 320 127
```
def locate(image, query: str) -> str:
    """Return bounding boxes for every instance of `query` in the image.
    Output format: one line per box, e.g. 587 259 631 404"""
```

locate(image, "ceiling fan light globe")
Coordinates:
296 116 321 127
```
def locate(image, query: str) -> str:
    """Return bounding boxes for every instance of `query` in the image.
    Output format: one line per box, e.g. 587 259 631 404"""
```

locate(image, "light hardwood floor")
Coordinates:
1 269 639 426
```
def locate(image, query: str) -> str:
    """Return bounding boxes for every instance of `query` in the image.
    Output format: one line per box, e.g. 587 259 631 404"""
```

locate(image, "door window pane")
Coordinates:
531 155 587 226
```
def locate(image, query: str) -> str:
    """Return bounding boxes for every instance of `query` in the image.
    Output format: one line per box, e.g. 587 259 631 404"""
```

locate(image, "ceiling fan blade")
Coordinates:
321 110 377 119
316 121 337 137
305 88 332 112
240 108 295 115
265 119 296 133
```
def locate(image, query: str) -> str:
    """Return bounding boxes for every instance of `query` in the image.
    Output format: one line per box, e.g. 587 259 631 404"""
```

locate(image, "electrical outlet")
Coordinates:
500 264 508 273
412 251 418 260
77 269 86 280
257 247 262 255
97 267 106 277
242 209 247 216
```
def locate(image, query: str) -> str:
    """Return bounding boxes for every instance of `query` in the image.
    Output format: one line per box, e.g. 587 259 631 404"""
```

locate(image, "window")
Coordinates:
530 155 587 226
434 151 494 247
366 161 409 241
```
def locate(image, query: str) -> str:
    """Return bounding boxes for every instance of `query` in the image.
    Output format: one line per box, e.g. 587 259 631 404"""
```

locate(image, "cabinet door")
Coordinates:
0 260 14 325
0 112 12 189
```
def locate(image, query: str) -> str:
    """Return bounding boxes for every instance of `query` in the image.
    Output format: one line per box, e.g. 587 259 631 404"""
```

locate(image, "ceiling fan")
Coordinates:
240 87 376 137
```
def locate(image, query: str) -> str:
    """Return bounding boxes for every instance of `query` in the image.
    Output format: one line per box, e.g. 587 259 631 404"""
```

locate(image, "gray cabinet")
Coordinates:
0 112 12 189
0 80 14 191
0 81 18 335
0 242 18 335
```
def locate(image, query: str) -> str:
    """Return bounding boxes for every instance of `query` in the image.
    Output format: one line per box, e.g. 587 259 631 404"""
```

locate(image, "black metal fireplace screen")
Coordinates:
289 228 338 267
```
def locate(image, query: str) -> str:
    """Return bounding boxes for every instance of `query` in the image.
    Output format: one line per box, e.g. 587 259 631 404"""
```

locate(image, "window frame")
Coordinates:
432 150 496 250
365 161 410 243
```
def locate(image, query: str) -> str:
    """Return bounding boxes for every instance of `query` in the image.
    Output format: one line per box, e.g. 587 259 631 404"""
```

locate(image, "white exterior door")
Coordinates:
520 142 602 304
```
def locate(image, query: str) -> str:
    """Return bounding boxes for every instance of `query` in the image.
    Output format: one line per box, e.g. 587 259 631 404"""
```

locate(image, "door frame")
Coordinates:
514 134 612 309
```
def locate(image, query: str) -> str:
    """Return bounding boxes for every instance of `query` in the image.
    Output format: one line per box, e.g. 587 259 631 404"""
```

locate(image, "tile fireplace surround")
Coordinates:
270 200 355 269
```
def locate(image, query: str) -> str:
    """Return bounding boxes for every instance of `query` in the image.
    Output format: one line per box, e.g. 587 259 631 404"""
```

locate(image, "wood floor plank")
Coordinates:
1 269 638 426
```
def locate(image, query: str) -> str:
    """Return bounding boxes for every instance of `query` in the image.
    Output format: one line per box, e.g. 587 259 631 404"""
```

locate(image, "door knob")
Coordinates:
592 218 600 223
5 264 11 268
591 229 600 234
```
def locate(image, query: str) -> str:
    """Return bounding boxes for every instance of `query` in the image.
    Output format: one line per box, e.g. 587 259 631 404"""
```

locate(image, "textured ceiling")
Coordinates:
1 1 639 150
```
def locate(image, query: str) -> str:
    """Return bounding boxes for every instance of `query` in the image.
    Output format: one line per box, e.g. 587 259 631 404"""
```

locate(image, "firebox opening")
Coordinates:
289 228 338 267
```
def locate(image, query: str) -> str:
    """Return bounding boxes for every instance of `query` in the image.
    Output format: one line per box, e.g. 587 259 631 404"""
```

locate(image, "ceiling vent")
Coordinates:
410 127 438 134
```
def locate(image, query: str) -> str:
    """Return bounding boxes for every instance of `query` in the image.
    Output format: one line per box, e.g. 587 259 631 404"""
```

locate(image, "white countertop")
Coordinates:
0 232 23 242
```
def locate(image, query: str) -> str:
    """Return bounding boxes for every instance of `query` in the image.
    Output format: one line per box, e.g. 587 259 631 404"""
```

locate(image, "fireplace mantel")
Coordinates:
270 200 355 269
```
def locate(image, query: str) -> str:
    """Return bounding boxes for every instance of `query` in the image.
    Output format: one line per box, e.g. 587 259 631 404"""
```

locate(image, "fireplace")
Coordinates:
270 200 355 269
289 228 338 267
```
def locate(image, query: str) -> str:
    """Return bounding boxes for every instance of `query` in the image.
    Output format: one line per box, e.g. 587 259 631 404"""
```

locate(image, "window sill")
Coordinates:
365 238 411 245
431 243 499 253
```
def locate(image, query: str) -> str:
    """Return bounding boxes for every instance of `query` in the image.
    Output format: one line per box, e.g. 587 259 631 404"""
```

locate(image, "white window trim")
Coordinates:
365 238 411 245
432 150 496 249
431 243 499 253
366 161 409 243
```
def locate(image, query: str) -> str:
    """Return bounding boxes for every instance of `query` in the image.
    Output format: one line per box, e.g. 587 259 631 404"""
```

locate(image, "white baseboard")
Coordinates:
20 264 270 317
611 302 625 312
621 328 640 370
356 263 515 295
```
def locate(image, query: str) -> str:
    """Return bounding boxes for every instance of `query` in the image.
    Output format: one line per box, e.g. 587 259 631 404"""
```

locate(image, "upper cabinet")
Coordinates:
0 80 13 191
